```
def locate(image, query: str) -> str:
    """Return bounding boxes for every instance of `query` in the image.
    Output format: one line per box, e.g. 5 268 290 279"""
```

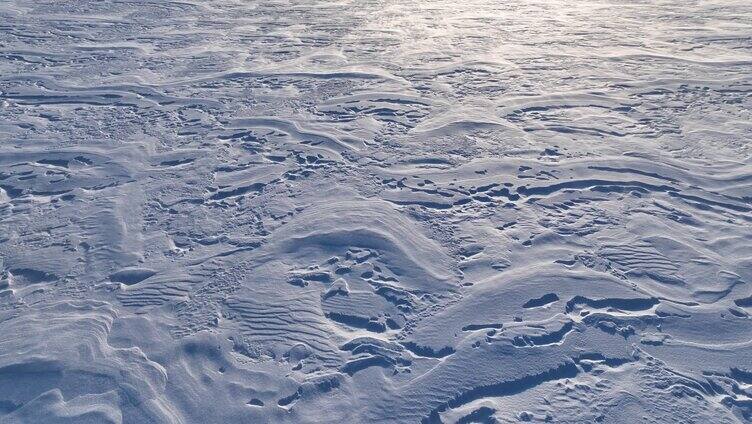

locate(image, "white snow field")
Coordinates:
1 0 752 423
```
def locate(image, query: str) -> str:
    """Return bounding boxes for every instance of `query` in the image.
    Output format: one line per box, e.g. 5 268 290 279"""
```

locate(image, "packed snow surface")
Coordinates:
1 0 752 423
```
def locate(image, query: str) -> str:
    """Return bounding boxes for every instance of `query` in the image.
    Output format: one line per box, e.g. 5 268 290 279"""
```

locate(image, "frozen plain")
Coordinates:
1 0 752 422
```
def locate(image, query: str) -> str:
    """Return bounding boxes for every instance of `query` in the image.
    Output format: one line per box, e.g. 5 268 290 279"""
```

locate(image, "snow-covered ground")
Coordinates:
1 1 751 422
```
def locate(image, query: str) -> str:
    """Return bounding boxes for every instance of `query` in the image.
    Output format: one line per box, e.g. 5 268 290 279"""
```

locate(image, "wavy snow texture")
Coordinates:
1 0 751 423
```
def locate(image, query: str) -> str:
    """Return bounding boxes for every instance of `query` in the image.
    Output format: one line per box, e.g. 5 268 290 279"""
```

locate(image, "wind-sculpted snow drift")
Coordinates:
1 0 752 423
